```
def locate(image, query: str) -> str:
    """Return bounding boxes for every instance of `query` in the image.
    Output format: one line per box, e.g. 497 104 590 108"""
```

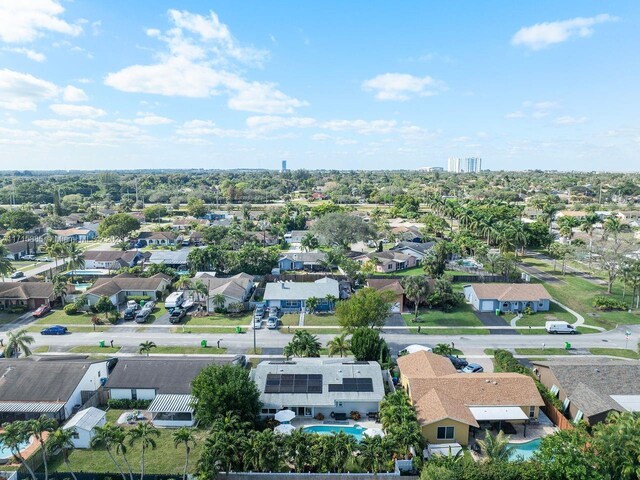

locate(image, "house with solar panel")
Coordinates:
250 358 386 421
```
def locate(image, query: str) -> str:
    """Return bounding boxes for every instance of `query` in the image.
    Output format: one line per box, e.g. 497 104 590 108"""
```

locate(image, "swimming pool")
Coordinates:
303 424 366 441
508 438 542 461
71 282 92 291
65 269 110 276
0 439 32 460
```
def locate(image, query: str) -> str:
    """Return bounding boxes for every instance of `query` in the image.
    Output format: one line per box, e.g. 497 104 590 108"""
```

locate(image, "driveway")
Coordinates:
474 312 519 335
383 313 409 334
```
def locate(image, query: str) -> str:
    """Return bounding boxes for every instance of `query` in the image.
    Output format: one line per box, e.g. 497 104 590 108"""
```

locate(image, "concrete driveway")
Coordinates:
384 313 409 334
474 312 519 335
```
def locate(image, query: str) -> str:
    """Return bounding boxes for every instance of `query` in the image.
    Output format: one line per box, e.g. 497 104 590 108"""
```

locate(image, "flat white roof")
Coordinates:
469 406 528 421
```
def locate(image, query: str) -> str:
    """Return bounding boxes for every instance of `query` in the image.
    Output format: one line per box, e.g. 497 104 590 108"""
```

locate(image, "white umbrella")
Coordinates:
363 428 385 438
275 409 296 423
274 424 296 435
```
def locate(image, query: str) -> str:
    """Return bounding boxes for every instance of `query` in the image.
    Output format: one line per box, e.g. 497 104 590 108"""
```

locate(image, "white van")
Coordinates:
165 291 185 309
545 321 576 334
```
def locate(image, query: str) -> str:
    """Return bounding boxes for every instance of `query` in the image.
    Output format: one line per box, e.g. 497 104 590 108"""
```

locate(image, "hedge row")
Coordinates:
107 398 152 410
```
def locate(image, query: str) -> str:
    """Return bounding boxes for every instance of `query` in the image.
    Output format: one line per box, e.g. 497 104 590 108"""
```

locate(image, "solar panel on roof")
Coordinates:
328 377 374 393
264 373 323 394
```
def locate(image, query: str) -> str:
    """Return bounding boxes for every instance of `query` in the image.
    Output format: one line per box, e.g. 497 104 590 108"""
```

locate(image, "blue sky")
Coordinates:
0 1 638 171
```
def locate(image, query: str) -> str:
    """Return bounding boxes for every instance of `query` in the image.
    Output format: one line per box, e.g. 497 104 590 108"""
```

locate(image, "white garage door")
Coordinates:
480 300 495 312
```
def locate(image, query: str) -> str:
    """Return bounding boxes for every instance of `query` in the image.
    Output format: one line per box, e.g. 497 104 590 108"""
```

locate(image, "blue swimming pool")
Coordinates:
0 439 31 460
303 425 365 441
508 438 542 461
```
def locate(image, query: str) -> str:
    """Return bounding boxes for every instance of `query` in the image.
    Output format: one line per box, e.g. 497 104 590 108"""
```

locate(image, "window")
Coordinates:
529 406 536 418
550 384 560 396
574 410 584 423
437 426 455 440
305 408 312 417
336 401 343 407
131 389 138 401
72 432 79 439
261 408 277 415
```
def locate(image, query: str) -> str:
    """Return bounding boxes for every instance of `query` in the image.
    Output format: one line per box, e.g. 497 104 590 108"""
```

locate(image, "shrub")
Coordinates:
63 304 78 315
315 412 325 421
107 398 152 410
126 295 151 302
592 296 627 311
350 410 361 421
107 311 120 324
523 306 534 316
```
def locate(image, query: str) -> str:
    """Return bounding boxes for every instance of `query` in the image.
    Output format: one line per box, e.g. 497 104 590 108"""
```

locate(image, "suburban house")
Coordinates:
171 217 209 230
3 240 40 260
0 282 55 310
533 359 640 425
84 273 171 306
366 278 405 313
0 358 110 423
277 251 327 271
51 226 98 242
284 230 308 244
391 226 423 243
194 272 255 310
357 251 417 272
263 277 340 312
250 358 386 420
84 250 147 270
147 249 190 270
463 283 552 313
555 211 588 221
247 230 279 246
63 406 107 448
398 351 544 448
138 231 180 246
390 241 435 263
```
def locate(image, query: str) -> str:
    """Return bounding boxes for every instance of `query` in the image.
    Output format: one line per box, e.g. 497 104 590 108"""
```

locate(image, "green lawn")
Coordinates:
589 348 639 359
150 345 227 354
32 346 50 353
0 312 22 325
34 310 97 325
304 313 340 326
517 303 576 326
10 261 40 272
408 327 491 335
391 266 425 276
27 325 110 333
68 345 122 354
50 410 208 475
515 348 570 356
521 257 640 330
402 303 484 327
171 326 243 334
280 313 301 326
279 326 342 334
182 312 252 326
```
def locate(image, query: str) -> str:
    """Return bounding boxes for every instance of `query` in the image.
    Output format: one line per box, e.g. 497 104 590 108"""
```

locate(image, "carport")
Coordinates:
470 406 530 436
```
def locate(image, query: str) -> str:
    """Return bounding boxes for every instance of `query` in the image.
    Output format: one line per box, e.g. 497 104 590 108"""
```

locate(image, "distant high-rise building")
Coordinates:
281 160 287 173
447 157 461 173
464 157 482 173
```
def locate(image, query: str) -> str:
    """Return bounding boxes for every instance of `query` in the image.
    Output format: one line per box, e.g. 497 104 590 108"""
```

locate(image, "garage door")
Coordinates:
480 300 494 312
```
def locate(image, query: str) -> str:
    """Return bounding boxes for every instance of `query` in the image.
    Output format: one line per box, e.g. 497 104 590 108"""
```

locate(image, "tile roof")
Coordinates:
366 279 404 295
4 240 39 254
469 283 552 302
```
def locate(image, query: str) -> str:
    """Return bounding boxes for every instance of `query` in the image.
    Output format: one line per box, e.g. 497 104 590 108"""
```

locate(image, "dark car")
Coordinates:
446 354 469 370
41 325 68 335
123 306 138 321
33 304 52 318
462 363 484 373
10 271 25 279
169 308 187 324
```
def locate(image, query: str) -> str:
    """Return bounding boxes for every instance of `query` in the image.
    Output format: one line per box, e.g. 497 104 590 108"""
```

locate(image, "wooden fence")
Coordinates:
541 397 574 430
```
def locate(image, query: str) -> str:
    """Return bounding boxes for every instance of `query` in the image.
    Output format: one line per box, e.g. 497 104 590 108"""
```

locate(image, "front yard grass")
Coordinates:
280 313 301 326
68 345 122 354
516 303 576 326
170 326 243 334
391 266 425 276
408 327 491 335
50 409 207 475
32 346 50 353
0 312 23 324
182 312 252 326
515 348 571 356
402 303 484 327
304 313 340 326
588 348 639 359
27 325 109 333
150 345 227 354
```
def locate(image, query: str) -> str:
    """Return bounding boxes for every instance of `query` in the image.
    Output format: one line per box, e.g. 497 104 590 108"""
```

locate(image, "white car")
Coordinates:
253 318 263 329
267 316 279 329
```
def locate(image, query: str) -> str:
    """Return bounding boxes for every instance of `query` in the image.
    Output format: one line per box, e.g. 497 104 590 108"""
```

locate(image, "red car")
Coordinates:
32 304 51 318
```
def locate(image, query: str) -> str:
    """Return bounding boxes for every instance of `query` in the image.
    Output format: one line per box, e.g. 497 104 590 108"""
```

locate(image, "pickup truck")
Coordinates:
169 308 187 324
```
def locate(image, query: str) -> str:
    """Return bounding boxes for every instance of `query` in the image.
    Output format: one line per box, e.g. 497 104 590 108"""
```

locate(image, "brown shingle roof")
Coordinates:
86 273 169 298
415 388 479 427
0 282 54 300
397 351 457 378
469 283 552 302
366 279 404 295
84 250 140 262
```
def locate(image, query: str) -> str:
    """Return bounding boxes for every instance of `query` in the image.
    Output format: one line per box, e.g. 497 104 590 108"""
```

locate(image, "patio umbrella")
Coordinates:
275 409 296 423
274 424 296 435
363 428 385 438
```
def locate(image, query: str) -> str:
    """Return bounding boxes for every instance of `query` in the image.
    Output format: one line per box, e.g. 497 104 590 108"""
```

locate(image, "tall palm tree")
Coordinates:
5 328 34 357
325 294 338 311
476 430 512 462
0 421 37 480
358 435 391 473
306 296 319 314
0 245 16 281
211 293 226 312
172 427 195 480
284 429 313 472
47 428 79 480
52 274 68 306
243 429 282 472
90 423 128 480
113 425 135 480
284 330 321 357
326 333 351 357
138 341 156 356
174 276 192 291
65 242 85 282
192 280 208 307
401 276 431 322
330 431 357 472
127 422 160 480
27 415 58 480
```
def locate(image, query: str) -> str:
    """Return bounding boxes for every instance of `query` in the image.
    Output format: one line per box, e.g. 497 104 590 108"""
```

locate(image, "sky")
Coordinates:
0 0 638 172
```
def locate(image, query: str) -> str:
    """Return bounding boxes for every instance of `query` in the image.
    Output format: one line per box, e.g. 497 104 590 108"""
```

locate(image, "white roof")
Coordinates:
64 407 106 431
469 406 529 421
263 278 339 302
610 395 640 412
427 443 463 457
148 394 194 413
402 345 432 354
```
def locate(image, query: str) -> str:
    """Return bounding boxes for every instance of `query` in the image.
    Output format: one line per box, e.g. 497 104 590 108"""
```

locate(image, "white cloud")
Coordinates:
246 115 316 131
505 111 525 119
0 69 59 110
0 0 82 43
362 73 445 101
50 104 106 118
311 133 331 142
555 115 588 125
228 83 308 114
33 118 146 146
322 119 398 134
134 114 173 126
62 85 88 102
3 47 46 62
512 14 617 50
176 119 249 138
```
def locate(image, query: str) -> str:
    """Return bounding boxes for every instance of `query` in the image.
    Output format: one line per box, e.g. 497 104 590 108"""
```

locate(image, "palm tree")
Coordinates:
243 429 282 472
358 435 391 473
65 242 85 282
5 328 34 357
172 427 195 480
27 415 58 480
139 341 156 356
326 333 351 357
300 233 318 252
401 276 431 322
284 429 313 472
330 431 357 472
0 421 37 480
306 296 319 314
325 294 338 311
284 330 321 357
174 276 192 291
211 293 226 312
113 424 135 480
433 343 453 356
47 428 79 480
192 280 208 307
0 245 16 281
52 274 68 306
91 423 128 480
127 422 160 480
476 430 512 462
581 212 599 270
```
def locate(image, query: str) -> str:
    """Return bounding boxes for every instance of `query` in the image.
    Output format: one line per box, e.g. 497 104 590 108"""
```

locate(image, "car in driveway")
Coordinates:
253 317 263 329
123 306 139 321
462 363 484 373
446 355 469 370
41 325 68 335
10 271 25 279
268 306 279 317
135 309 151 324
169 308 187 324
33 304 52 318
254 304 265 319
267 316 279 329
22 255 36 261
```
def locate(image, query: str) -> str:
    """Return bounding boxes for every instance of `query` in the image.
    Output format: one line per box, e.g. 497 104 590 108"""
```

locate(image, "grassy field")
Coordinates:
279 326 342 334
521 257 640 330
183 312 252 326
304 313 340 326
402 303 484 327
32 345 50 353
391 266 425 276
10 261 40 272
27 325 110 333
280 313 301 326
68 345 122 354
409 327 491 335
516 303 576 326
589 348 639 359
50 409 208 475
170 326 245 334
515 348 571 356
150 345 227 354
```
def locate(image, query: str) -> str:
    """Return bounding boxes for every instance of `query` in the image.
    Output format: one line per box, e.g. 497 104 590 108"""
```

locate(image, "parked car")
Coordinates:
254 305 265 319
35 256 53 262
134 240 147 248
268 306 279 317
22 254 36 261
32 304 51 318
123 306 138 321
135 309 150 324
253 318 263 329
446 355 469 370
462 363 484 373
267 316 279 329
141 301 156 312
170 308 187 324
126 300 139 310
41 325 68 335
545 321 576 334
10 271 25 279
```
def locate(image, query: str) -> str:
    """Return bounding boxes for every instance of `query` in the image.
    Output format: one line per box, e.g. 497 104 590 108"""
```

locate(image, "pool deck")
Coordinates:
291 417 382 430
0 433 45 467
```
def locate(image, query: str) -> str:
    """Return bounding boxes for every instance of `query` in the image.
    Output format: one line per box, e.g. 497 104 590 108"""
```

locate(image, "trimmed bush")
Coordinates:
63 304 78 315
126 295 151 302
592 296 627 311
107 398 152 410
